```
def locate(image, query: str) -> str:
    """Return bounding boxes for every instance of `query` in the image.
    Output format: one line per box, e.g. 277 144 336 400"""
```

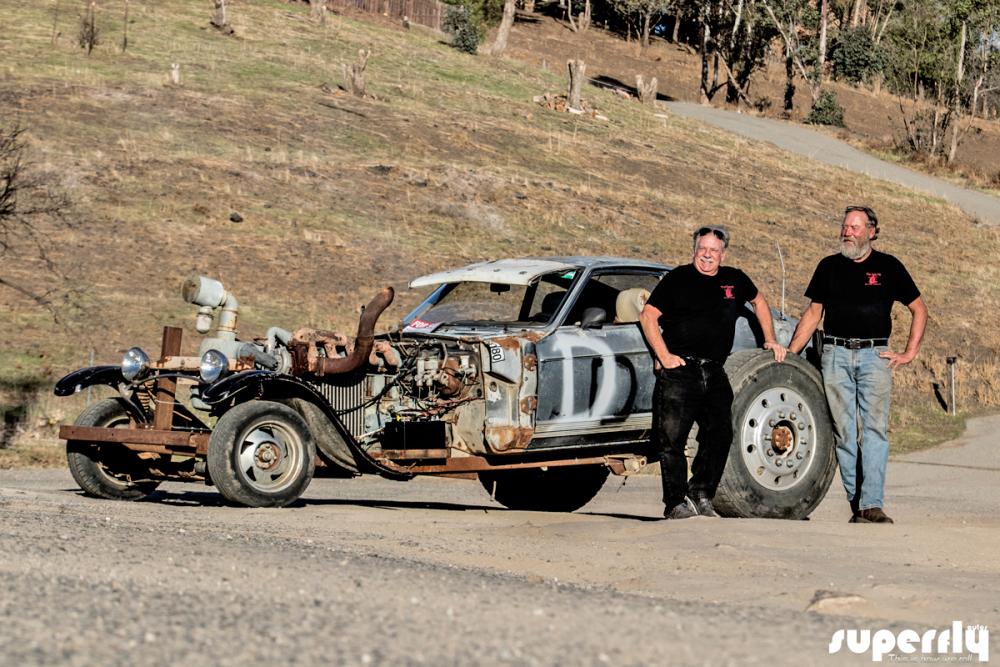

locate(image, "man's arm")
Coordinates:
788 302 824 354
639 304 686 369
879 296 928 369
750 292 787 362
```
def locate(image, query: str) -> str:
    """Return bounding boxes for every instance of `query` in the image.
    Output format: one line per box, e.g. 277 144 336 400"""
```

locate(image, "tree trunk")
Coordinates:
818 0 827 77
580 0 591 32
523 0 535 13
342 49 371 97
671 14 680 43
783 44 795 114
567 59 586 112
489 0 516 57
850 0 863 27
641 12 650 50
635 74 657 105
947 21 967 165
699 19 711 104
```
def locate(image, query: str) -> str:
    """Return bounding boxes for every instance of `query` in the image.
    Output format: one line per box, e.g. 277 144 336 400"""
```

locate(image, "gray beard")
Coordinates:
840 238 870 260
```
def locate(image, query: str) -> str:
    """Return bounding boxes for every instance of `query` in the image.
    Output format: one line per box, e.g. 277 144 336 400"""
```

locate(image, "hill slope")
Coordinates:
1 0 996 459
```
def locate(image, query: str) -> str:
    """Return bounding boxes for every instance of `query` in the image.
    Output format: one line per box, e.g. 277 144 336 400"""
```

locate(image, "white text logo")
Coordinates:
828 622 989 662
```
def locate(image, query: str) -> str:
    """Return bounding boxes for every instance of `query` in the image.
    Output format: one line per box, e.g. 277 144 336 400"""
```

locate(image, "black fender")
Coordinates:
54 366 152 424
54 366 124 397
201 371 411 480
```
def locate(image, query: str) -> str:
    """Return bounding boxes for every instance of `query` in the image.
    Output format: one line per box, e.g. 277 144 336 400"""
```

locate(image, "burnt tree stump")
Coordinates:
635 74 657 106
342 49 371 97
567 59 586 112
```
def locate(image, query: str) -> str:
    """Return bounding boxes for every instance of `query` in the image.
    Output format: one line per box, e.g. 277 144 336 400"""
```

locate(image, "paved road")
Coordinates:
2 415 1000 665
665 101 1000 226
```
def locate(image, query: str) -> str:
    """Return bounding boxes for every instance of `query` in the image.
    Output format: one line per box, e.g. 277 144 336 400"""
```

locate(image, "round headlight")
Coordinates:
121 347 150 381
200 349 229 384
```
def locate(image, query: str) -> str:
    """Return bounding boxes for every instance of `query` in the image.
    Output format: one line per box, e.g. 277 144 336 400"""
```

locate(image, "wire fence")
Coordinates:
327 0 445 32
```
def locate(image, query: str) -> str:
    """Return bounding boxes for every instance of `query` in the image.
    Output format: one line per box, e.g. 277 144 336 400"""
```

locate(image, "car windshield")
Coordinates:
407 271 577 327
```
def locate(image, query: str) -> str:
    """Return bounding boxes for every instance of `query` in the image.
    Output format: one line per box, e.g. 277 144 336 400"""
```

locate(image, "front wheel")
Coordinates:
713 350 836 520
66 398 161 501
479 465 609 512
207 401 316 508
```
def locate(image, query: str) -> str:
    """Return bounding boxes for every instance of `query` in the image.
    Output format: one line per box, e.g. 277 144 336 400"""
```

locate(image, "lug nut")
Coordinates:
796 452 804 460
798 423 805 430
768 419 777 427
766 449 774 457
778 411 786 419
790 412 797 420
786 460 794 468
775 458 784 466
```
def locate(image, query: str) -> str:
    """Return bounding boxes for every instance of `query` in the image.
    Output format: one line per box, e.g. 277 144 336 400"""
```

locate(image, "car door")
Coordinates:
531 269 665 448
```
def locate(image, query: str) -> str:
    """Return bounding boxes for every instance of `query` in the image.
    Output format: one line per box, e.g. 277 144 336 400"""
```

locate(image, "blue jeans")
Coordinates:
821 344 893 511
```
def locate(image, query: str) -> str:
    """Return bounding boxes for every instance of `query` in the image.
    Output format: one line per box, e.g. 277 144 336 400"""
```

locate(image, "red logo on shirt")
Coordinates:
865 273 882 286
721 285 735 299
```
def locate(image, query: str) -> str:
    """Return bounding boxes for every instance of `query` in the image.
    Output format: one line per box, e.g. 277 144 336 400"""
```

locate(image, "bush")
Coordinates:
442 5 484 54
830 27 884 85
805 90 845 127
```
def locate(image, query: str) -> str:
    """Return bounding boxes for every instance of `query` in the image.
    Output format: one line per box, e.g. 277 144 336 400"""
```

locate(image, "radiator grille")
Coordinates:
309 376 367 438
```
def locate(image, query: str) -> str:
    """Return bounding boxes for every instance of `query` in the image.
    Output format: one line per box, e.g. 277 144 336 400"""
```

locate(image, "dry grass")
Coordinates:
0 0 997 465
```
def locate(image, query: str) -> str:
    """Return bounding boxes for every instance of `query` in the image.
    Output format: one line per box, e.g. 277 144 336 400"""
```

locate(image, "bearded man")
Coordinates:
788 206 928 524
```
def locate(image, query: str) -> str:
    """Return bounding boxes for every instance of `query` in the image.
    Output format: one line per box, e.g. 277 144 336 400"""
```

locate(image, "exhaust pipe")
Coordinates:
290 287 395 377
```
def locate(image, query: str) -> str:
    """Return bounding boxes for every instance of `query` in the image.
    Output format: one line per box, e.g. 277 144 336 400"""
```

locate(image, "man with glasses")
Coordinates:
788 206 927 524
640 226 787 520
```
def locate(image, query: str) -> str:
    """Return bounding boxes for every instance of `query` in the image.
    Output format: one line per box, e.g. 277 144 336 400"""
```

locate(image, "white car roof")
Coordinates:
409 259 580 288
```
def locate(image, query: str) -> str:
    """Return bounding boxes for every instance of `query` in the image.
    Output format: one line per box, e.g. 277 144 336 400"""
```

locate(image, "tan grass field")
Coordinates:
0 0 996 465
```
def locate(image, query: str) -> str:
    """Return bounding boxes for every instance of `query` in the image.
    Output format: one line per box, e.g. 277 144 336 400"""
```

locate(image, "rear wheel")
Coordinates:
207 401 316 508
479 465 609 512
714 350 836 519
66 398 161 501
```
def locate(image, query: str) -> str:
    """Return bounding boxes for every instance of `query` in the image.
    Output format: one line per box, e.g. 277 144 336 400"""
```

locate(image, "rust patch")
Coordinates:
486 425 533 451
522 353 538 371
492 336 521 351
519 395 538 414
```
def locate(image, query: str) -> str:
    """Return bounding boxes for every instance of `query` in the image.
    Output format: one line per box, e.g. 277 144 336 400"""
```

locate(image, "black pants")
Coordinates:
653 362 734 508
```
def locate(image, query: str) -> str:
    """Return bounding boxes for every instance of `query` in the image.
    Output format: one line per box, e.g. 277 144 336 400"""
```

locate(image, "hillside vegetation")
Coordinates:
1 0 997 463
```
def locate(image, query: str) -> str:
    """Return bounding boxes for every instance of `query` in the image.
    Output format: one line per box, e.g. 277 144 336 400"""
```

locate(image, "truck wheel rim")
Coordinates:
237 422 302 493
738 386 817 491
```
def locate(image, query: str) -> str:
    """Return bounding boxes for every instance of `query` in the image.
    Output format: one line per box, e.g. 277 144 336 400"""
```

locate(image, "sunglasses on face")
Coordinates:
695 226 729 245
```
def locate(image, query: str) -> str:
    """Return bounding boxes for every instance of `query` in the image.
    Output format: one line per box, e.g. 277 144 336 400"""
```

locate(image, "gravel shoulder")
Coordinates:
2 415 1000 665
665 102 1000 226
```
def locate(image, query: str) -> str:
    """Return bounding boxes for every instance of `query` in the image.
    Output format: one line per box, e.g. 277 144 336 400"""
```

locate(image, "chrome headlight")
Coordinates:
121 347 150 381
199 349 229 384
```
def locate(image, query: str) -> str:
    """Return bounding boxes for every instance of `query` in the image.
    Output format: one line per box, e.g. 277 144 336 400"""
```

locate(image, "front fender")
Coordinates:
54 366 124 397
201 371 411 480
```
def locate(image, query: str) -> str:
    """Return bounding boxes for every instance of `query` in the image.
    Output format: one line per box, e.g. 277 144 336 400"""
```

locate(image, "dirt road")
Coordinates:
3 416 999 665
665 101 1000 226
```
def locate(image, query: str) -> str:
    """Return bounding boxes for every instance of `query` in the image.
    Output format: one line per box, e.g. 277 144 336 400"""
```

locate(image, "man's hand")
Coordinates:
879 349 915 370
764 341 787 363
658 353 687 369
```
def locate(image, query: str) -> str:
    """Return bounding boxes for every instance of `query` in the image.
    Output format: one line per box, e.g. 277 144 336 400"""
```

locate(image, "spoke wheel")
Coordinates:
207 401 316 507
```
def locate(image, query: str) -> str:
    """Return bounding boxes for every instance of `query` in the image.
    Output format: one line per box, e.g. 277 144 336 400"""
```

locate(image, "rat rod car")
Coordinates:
56 257 835 518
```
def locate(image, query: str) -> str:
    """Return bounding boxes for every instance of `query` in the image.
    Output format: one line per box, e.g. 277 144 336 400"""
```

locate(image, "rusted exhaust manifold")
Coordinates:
289 287 395 377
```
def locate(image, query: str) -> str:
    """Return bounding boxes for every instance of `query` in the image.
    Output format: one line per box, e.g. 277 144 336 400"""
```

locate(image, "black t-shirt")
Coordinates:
804 250 920 339
646 264 758 363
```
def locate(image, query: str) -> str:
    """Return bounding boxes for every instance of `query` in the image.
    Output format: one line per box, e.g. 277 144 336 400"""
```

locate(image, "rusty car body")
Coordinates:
56 257 836 518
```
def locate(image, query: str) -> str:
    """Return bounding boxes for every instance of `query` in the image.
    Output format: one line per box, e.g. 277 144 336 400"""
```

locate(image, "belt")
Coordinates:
823 336 888 349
